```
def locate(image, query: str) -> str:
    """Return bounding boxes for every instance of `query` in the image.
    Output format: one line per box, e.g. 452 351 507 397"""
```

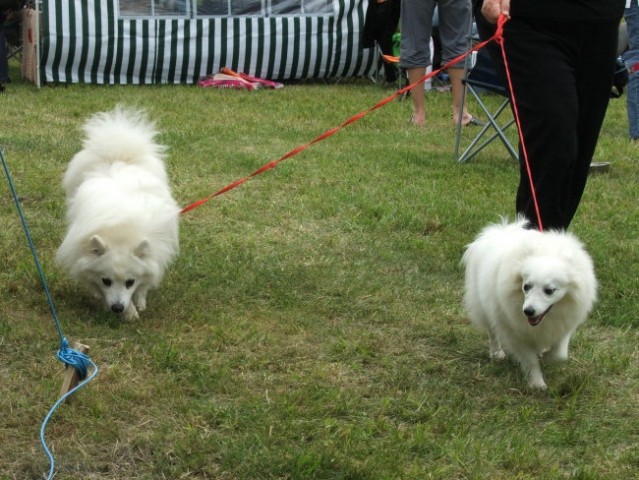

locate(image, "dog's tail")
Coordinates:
63 106 169 200
81 106 167 164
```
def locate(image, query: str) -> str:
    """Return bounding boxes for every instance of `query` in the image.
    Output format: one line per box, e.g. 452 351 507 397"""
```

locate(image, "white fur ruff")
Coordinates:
56 107 180 320
461 217 597 390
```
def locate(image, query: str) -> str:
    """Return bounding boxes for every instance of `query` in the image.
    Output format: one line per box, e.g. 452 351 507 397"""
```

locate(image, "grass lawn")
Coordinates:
1 57 639 479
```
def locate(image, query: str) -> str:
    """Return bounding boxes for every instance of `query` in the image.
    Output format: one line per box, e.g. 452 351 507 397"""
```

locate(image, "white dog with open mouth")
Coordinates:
461 217 597 390
57 107 180 320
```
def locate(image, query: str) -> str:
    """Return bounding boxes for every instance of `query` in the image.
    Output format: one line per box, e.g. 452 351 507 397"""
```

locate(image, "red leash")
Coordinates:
180 15 540 221
494 14 543 231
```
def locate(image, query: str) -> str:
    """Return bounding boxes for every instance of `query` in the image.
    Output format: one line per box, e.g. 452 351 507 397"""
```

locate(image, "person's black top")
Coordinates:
511 0 624 21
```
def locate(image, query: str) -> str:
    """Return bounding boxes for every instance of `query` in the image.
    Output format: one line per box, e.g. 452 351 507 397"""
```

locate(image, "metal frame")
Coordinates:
453 4 518 164
454 80 518 163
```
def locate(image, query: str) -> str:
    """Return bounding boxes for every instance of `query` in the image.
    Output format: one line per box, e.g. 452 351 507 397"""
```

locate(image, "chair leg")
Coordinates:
455 89 519 163
454 7 476 161
482 99 519 162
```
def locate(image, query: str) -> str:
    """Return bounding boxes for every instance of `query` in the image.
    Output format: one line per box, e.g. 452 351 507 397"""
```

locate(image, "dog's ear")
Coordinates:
512 271 524 290
503 261 524 293
558 247 575 264
512 259 525 282
135 239 150 259
88 235 107 256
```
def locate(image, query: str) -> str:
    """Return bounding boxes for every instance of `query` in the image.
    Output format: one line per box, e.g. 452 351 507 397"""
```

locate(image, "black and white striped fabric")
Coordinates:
41 0 378 84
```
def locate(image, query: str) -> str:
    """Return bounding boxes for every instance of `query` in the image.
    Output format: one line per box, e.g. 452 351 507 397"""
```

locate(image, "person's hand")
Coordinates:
481 0 510 24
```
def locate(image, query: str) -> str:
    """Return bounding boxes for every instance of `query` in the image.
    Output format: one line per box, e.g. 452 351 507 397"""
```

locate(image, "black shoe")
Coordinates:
589 162 611 174
0 84 5 93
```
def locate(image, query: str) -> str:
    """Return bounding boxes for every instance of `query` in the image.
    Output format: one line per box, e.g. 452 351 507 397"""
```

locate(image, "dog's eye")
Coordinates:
544 287 556 295
102 278 112 287
125 279 135 289
523 283 532 292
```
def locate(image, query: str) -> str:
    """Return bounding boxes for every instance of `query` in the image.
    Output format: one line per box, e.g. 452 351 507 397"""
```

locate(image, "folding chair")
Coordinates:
453 48 519 163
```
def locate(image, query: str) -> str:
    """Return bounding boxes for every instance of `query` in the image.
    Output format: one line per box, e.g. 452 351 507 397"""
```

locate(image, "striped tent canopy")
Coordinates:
41 0 379 84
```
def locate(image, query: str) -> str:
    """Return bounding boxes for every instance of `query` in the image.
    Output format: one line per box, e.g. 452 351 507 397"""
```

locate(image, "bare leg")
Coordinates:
449 68 472 125
407 66 427 126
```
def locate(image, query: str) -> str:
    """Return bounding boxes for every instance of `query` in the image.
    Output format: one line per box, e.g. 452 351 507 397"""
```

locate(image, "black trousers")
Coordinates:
362 0 401 82
0 14 9 84
477 15 619 230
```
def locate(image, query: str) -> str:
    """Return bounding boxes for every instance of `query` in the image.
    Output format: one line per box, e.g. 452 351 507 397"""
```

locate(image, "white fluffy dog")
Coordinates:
461 217 597 390
57 107 180 320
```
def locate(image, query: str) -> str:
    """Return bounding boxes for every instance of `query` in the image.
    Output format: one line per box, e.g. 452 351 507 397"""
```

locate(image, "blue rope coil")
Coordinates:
57 338 91 380
1 148 99 479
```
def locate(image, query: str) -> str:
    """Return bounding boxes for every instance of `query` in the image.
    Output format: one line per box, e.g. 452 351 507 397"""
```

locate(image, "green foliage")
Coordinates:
1 60 638 479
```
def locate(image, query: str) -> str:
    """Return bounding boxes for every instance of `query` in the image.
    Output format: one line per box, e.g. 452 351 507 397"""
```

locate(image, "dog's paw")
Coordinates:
490 349 507 360
124 304 139 321
527 376 548 390
545 341 570 363
134 290 148 312
545 351 569 364
135 298 147 312
528 382 548 391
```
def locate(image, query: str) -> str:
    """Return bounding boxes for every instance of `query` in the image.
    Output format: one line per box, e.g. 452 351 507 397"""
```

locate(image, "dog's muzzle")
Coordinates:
524 305 552 327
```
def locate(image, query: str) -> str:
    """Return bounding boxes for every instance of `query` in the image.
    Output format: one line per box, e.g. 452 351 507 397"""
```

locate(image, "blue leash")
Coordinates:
1 148 99 479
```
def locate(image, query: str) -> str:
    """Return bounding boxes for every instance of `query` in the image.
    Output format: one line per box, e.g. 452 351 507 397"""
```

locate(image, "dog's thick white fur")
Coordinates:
462 217 597 390
57 107 180 320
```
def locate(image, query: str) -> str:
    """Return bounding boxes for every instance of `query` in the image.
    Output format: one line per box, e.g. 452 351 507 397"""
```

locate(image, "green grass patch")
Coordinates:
1 59 639 479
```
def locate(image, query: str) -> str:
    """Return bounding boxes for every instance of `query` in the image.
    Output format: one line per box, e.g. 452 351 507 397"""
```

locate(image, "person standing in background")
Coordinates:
400 0 478 127
0 11 10 92
363 0 401 85
623 0 639 141
479 0 624 230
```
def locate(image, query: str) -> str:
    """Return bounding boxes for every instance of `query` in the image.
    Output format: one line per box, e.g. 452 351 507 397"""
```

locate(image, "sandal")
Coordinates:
462 116 485 127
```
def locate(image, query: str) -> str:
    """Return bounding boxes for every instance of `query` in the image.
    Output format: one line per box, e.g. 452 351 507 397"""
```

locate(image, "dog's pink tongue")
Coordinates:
527 315 543 327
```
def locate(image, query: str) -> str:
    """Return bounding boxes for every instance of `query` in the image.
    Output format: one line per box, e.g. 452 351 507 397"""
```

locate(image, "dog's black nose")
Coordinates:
523 307 535 317
111 303 125 313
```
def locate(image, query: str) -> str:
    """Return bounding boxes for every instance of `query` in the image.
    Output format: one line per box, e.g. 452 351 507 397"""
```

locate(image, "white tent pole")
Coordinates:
35 0 41 88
